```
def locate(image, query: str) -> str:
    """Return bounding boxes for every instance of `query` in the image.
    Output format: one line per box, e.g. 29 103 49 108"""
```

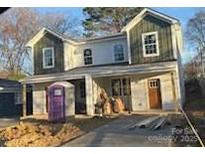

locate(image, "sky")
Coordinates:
34 7 205 64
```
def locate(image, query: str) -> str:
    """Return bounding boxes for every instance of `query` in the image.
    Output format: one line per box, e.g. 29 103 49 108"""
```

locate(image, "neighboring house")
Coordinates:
22 8 184 116
0 79 33 117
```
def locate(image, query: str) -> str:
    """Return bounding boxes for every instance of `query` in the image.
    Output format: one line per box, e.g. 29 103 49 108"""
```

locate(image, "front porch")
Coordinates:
20 61 181 118
89 71 180 115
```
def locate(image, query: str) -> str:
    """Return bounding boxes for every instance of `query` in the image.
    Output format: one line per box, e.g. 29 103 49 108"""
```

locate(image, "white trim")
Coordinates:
127 31 132 64
171 24 177 59
42 47 55 69
26 27 77 47
142 31 160 58
26 27 126 47
121 8 179 32
21 61 178 84
15 92 22 105
112 43 125 62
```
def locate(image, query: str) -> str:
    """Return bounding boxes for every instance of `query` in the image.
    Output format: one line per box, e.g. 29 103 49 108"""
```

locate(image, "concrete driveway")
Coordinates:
62 115 175 147
0 117 19 129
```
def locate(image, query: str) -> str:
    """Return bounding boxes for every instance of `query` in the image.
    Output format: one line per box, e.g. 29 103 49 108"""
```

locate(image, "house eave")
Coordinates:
26 27 78 47
20 61 178 84
121 8 180 32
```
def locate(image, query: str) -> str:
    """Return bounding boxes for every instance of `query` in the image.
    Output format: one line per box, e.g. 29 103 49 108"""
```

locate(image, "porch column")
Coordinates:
85 75 94 116
171 71 180 112
22 83 27 117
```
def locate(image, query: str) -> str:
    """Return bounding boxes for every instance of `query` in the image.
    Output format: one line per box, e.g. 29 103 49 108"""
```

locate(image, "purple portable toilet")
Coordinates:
47 82 75 122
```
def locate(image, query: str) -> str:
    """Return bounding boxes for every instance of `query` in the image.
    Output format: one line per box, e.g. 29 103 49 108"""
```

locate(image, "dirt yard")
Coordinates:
0 116 117 147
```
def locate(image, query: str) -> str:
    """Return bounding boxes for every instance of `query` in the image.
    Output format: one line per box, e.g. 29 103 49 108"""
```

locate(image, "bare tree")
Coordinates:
40 13 81 37
0 8 40 75
186 10 205 77
186 11 205 49
0 8 81 78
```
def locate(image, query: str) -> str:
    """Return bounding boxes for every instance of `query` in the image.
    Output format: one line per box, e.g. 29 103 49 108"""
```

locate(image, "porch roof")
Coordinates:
21 61 178 84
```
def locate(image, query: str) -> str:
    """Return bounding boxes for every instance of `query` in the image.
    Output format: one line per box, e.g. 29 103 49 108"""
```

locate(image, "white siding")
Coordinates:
131 76 148 111
64 42 77 71
63 37 128 70
131 72 179 111
32 83 50 114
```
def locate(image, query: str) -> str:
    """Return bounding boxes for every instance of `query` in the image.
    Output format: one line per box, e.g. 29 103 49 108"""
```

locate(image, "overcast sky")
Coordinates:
34 7 205 63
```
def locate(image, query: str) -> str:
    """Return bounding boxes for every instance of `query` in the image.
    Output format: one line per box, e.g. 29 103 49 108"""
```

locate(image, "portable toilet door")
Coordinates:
48 84 66 122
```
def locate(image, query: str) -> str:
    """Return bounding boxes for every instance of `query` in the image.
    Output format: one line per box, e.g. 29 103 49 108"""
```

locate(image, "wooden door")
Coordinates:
148 79 162 109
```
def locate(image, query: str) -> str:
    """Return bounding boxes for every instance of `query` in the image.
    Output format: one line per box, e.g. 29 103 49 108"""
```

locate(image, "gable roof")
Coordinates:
121 8 180 32
26 27 78 47
26 8 180 47
26 27 126 47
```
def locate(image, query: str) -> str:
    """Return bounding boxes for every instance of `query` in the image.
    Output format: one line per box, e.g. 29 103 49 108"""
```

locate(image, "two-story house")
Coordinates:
22 8 185 117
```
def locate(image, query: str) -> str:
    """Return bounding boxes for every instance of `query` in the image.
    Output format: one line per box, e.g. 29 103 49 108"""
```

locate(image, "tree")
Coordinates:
186 11 205 49
186 10 205 77
82 7 143 37
0 8 80 77
0 8 40 75
39 13 81 37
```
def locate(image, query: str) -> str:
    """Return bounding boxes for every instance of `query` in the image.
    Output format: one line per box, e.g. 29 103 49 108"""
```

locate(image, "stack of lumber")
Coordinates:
128 114 170 131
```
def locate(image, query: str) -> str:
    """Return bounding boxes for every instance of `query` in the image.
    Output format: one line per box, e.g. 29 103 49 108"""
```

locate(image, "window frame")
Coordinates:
113 43 125 62
14 92 22 105
42 47 55 69
111 78 131 97
142 31 160 58
83 48 93 65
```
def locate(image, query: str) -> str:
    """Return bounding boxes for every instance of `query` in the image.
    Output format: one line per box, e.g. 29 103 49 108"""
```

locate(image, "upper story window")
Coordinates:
114 44 124 61
84 49 93 65
142 31 159 57
42 47 55 69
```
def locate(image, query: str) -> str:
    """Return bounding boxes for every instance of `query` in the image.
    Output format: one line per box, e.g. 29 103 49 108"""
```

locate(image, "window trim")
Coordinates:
42 47 55 69
142 31 160 58
111 77 131 97
83 48 93 65
14 92 22 105
113 43 125 62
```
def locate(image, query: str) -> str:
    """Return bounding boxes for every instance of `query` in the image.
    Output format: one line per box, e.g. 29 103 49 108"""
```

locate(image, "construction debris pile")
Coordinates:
0 122 82 147
0 117 116 147
95 90 125 116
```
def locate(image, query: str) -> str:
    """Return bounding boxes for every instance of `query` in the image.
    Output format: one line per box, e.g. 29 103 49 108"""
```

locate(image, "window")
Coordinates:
15 92 22 104
111 78 131 96
122 78 131 96
42 47 55 69
80 82 85 98
142 32 159 57
149 79 159 88
112 79 122 96
84 49 93 65
114 44 124 61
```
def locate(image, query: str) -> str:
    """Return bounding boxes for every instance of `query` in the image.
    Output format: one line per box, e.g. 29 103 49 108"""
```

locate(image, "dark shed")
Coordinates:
0 79 33 117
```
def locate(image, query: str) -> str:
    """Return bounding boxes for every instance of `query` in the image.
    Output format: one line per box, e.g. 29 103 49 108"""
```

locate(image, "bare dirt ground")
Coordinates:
0 116 117 147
